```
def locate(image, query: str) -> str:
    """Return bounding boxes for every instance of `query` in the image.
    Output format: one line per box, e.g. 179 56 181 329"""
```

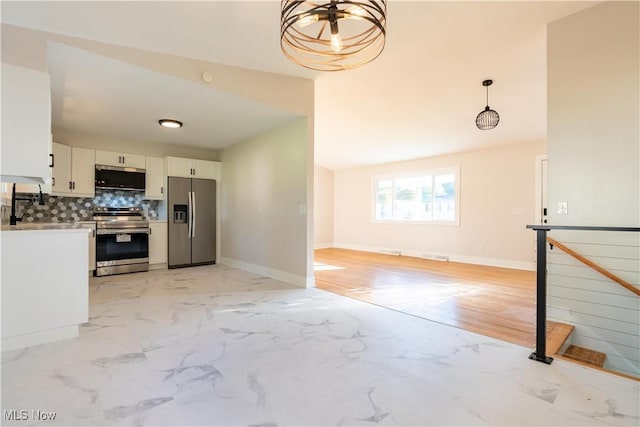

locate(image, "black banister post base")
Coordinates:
529 352 553 364
530 228 554 365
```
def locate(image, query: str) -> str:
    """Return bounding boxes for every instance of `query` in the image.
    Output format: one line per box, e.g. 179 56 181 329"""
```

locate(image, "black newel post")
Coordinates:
529 228 553 364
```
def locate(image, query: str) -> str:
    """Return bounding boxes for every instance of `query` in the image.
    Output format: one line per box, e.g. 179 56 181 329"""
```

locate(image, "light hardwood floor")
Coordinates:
315 248 538 348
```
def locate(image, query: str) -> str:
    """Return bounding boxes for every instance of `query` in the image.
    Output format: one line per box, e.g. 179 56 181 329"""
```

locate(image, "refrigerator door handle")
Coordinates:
192 191 197 237
188 191 193 238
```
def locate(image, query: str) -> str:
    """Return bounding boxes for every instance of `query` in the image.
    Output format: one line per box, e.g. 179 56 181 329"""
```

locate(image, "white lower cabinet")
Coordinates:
1 228 89 350
149 222 167 265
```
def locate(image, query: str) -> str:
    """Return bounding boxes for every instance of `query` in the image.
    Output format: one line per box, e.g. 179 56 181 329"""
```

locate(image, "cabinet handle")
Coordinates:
92 229 95 237
149 227 152 235
160 186 164 194
52 177 56 187
69 181 73 190
72 182 76 190
49 154 54 168
122 156 125 164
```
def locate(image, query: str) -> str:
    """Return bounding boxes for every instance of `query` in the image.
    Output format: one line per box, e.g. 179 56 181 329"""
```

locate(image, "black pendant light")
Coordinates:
476 79 499 130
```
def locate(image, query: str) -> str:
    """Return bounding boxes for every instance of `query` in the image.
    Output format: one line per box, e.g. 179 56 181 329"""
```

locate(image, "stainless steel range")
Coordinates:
93 207 149 276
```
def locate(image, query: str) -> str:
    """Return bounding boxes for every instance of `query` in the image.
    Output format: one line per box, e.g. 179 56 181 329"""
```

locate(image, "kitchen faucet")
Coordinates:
9 183 45 226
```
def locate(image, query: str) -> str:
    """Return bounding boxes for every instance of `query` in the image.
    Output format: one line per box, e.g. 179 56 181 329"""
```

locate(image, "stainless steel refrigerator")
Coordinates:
167 177 216 268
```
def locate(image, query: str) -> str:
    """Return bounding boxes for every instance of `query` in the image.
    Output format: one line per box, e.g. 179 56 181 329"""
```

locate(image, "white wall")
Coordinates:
547 1 639 376
314 165 334 248
220 118 312 287
333 141 546 270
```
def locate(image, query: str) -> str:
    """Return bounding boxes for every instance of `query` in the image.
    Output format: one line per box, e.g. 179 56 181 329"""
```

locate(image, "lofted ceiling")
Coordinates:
46 42 299 150
1 1 598 170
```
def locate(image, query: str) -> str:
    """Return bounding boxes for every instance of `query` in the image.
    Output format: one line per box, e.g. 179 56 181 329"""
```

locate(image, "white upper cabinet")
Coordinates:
50 143 72 195
72 148 96 196
166 157 220 180
166 157 191 178
0 63 51 184
95 150 145 169
145 156 165 200
192 159 219 180
51 143 95 197
15 134 54 194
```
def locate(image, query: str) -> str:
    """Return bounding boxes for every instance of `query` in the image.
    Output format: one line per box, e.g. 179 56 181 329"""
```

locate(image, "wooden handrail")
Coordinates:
547 236 640 297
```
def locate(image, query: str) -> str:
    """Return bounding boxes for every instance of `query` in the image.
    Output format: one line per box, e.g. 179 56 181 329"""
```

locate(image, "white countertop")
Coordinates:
1 222 91 233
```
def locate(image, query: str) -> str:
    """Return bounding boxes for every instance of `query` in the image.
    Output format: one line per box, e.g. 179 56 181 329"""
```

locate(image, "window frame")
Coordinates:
371 166 461 226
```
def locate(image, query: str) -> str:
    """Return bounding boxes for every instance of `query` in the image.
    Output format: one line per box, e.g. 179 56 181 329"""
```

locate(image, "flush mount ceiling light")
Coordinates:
280 0 387 72
158 119 183 129
476 79 500 130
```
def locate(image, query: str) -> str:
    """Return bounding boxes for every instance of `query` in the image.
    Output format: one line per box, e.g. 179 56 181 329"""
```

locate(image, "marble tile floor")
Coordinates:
1 264 639 426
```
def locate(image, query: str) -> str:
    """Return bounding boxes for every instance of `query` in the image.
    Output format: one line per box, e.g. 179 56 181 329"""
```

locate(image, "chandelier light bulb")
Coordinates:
331 33 344 52
296 13 319 28
346 5 366 19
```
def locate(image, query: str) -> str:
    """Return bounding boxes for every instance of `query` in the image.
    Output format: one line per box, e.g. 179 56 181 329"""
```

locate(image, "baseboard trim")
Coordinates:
149 263 167 271
331 243 535 271
2 325 79 352
219 257 314 288
314 242 334 249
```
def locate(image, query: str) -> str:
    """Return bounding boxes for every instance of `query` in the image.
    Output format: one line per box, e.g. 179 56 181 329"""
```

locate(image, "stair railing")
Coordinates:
526 225 640 365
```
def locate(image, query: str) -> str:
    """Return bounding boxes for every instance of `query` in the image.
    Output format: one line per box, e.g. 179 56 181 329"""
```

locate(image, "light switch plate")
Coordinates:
557 202 568 215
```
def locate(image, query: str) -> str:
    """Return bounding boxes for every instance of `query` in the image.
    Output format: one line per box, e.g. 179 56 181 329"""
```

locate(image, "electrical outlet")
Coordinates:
557 202 568 215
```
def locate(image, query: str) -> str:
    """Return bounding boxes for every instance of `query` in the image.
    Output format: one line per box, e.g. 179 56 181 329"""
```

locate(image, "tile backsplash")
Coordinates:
2 190 160 224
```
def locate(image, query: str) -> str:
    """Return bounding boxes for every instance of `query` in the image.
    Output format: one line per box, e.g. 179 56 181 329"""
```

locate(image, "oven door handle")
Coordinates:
96 228 150 235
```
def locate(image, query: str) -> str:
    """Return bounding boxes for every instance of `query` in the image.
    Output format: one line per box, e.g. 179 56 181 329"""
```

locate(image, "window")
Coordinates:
374 167 459 224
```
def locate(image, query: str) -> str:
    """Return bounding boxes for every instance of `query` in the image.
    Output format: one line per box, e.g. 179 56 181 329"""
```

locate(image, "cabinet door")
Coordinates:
95 150 122 167
95 150 145 169
71 147 95 197
166 157 192 178
191 159 217 180
79 223 97 272
14 135 53 194
145 157 165 200
121 153 145 169
51 143 72 196
149 222 168 265
0 63 51 184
